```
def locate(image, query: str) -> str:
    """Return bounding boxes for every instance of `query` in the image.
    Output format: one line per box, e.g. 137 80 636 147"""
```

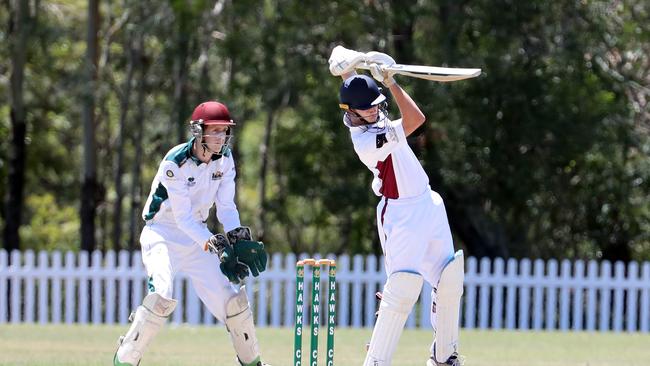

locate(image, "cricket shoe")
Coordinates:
113 351 139 366
426 352 463 366
237 356 272 366
113 335 140 366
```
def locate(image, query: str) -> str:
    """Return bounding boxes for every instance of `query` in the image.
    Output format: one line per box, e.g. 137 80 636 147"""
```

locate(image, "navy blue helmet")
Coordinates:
339 75 386 110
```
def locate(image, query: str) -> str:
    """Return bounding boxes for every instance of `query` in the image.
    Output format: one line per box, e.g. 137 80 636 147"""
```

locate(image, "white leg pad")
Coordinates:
224 287 261 366
364 272 424 366
115 293 177 365
432 250 464 363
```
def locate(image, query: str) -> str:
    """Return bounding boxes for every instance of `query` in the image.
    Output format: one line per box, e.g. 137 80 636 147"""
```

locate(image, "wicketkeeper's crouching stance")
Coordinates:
328 46 465 366
113 101 271 366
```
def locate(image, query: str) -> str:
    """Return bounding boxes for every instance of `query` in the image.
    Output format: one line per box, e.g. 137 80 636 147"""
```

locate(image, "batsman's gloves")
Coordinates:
369 63 397 87
206 234 250 284
328 45 366 76
365 51 396 67
227 227 268 277
365 51 397 86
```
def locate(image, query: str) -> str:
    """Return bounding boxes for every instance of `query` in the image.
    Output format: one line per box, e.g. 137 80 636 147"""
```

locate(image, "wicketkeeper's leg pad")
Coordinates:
432 250 464 364
114 293 177 366
364 271 424 366
224 287 261 366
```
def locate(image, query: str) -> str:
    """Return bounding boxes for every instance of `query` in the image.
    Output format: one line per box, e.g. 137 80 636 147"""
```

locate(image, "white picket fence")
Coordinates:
0 249 649 332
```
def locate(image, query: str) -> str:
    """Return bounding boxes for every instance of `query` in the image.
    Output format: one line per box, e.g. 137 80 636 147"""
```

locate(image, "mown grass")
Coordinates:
0 324 648 365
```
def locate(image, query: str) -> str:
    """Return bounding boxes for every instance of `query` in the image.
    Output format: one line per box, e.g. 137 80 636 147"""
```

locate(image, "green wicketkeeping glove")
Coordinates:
206 234 250 284
227 227 268 277
233 240 267 277
219 258 250 284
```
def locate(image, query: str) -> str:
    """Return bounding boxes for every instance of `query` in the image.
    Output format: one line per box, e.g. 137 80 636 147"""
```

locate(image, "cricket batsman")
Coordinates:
328 46 465 366
113 101 271 366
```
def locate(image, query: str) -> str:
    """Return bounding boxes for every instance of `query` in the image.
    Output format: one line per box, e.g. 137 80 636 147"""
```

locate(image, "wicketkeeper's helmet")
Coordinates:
189 101 235 154
339 74 386 110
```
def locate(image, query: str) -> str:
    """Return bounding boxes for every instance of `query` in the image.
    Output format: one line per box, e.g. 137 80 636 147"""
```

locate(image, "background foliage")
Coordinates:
1 0 649 261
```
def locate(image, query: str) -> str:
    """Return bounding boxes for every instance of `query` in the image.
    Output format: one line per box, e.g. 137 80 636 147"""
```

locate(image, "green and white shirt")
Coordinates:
142 137 240 247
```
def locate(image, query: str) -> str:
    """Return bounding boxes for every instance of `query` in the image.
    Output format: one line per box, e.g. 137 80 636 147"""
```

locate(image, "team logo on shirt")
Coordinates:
375 125 398 149
376 133 388 148
386 124 398 143
187 177 196 186
212 171 223 180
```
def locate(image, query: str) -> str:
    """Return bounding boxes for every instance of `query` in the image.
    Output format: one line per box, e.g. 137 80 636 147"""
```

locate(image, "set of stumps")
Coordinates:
293 259 336 366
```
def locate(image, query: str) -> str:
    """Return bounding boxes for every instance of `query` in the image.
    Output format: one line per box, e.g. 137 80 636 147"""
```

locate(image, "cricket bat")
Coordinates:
356 62 481 82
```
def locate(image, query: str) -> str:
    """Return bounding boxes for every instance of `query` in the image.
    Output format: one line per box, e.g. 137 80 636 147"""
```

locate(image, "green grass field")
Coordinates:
0 324 649 366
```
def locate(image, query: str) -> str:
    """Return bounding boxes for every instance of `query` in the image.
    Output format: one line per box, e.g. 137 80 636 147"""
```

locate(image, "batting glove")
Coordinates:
369 63 397 87
328 45 366 76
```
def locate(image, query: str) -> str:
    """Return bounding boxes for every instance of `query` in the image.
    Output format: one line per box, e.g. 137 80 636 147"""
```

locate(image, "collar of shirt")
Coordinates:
186 137 222 165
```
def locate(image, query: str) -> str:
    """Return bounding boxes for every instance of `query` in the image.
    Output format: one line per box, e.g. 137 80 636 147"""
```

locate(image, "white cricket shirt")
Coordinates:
346 116 430 199
141 138 241 247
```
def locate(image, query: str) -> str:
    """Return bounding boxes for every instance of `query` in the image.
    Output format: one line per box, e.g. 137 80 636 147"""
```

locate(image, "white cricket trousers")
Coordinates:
139 223 238 322
376 189 455 328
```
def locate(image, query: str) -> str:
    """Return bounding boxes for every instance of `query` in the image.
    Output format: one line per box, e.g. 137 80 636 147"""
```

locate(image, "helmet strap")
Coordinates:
344 110 369 127
191 121 232 157
200 141 223 156
344 106 383 126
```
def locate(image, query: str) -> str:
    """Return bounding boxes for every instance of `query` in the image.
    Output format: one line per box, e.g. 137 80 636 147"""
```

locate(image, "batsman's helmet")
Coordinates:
339 75 386 111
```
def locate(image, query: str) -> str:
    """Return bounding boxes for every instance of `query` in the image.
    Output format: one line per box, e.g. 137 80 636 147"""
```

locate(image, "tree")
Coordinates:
128 4 148 253
80 0 100 252
112 13 135 251
4 0 31 252
2 0 648 261
168 0 208 143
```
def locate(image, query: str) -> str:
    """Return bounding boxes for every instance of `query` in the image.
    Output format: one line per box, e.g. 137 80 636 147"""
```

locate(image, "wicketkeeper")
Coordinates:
328 46 465 366
113 101 271 366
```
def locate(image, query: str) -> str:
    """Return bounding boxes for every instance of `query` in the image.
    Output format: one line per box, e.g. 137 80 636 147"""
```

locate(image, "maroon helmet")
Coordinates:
190 101 235 126
189 101 235 155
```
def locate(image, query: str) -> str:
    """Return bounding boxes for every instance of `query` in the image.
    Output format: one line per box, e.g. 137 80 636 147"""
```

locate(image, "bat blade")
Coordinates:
357 62 482 82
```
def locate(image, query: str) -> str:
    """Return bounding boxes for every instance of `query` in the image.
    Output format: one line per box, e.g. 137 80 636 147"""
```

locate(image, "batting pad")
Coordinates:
364 271 424 366
432 250 464 363
115 293 177 365
224 287 261 366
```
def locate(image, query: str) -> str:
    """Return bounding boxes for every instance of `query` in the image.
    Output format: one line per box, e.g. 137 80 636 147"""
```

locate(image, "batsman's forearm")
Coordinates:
389 83 425 136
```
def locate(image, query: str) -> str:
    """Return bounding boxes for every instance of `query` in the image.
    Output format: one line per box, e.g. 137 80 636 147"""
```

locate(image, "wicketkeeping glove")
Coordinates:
206 234 250 284
234 240 267 277
227 227 268 277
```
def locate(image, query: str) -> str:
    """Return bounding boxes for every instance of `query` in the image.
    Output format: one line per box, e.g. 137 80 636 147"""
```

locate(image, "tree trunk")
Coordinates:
129 17 146 254
4 0 30 252
257 110 275 241
197 1 224 101
81 0 100 252
172 23 190 144
258 90 290 242
390 0 416 64
112 31 135 251
438 0 463 64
